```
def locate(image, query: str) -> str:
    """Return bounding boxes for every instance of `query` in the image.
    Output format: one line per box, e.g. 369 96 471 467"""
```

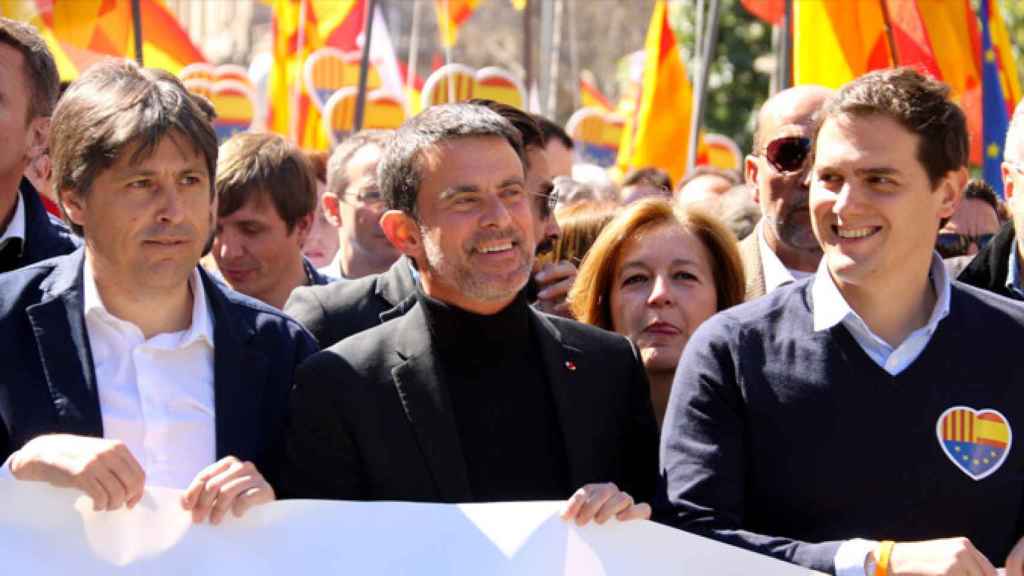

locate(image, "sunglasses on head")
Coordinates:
763 136 812 173
935 232 994 258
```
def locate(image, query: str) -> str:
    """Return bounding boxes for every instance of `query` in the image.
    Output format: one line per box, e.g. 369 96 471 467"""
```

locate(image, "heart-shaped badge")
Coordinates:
936 406 1012 481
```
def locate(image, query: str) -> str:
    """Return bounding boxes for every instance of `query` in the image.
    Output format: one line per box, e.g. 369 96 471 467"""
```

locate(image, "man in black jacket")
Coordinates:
0 19 78 273
284 103 658 525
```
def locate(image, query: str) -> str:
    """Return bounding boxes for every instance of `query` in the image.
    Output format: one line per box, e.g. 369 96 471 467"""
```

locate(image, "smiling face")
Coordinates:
388 136 534 313
609 224 718 374
0 42 44 189
810 113 960 291
62 132 212 296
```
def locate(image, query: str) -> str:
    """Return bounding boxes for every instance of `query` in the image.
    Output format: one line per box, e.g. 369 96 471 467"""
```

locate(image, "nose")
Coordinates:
215 226 246 261
831 182 857 218
480 193 514 228
157 180 187 224
647 273 674 307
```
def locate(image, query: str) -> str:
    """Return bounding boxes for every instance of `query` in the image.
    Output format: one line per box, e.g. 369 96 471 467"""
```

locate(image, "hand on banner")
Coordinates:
1004 535 1024 576
533 260 577 318
880 537 998 576
181 456 274 525
559 482 651 527
9 434 146 511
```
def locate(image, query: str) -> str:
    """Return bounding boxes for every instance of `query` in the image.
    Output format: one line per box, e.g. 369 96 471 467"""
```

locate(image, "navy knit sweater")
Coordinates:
656 278 1024 574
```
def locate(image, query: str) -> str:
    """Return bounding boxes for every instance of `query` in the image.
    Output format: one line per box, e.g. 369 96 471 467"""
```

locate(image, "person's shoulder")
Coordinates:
290 272 383 315
542 312 635 353
0 253 68 303
300 312 405 391
951 280 1024 323
714 278 810 332
206 275 315 346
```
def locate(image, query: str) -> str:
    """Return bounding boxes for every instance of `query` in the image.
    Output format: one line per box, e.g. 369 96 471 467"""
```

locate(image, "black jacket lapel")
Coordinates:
530 311 597 490
957 221 1015 297
376 257 419 321
390 306 471 501
25 251 103 437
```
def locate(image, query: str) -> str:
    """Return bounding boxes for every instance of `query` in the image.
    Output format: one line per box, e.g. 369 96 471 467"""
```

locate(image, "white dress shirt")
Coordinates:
82 260 217 489
757 223 813 292
0 191 26 249
811 253 951 575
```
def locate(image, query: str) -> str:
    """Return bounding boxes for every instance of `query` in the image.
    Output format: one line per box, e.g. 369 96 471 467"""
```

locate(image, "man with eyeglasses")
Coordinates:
739 85 833 301
938 179 1001 268
957 100 1024 300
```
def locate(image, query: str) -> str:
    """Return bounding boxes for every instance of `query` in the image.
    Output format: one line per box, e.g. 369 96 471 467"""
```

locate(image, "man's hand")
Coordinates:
1004 535 1024 576
559 482 651 526
881 537 997 576
181 456 274 525
533 260 577 318
9 434 145 511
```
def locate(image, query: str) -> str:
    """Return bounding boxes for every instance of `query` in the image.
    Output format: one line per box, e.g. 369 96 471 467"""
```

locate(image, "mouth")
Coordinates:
833 225 880 241
474 239 517 255
221 267 256 283
643 321 681 336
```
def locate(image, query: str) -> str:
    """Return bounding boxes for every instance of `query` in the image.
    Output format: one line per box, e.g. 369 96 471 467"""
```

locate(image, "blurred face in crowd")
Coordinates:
383 136 534 314
302 179 340 268
63 133 211 296
609 223 718 374
937 197 1000 257
679 174 733 204
324 143 398 277
544 138 574 178
1002 150 1024 253
526 146 559 255
621 182 672 206
746 86 832 265
213 191 311 303
0 42 46 188
810 113 960 291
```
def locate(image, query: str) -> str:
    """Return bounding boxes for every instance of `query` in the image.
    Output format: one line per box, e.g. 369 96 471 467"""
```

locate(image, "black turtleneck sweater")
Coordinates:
417 289 570 501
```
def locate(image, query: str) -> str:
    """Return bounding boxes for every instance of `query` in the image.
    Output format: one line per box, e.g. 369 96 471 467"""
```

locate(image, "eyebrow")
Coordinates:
619 258 701 272
439 176 526 200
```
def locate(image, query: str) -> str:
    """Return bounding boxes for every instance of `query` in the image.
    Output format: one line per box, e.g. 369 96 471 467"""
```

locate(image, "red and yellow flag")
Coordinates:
434 0 481 48
616 1 695 185
793 1 892 88
0 0 205 81
580 72 613 112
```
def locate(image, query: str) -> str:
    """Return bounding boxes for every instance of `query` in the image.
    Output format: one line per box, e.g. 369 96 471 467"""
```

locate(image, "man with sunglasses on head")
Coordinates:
739 85 833 301
956 100 1024 300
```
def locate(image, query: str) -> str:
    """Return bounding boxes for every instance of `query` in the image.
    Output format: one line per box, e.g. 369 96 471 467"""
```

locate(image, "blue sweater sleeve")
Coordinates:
655 313 843 574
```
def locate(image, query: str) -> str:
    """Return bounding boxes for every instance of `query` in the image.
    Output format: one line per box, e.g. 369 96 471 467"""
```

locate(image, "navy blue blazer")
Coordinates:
0 249 318 488
13 178 80 268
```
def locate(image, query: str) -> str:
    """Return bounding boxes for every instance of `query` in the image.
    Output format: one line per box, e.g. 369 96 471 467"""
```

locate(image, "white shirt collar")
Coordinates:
757 222 812 292
0 191 26 246
812 251 951 335
83 257 214 347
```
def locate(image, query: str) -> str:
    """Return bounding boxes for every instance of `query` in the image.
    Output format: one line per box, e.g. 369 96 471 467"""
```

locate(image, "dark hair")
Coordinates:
326 130 392 196
962 178 1006 222
216 132 317 232
677 166 742 193
622 166 673 192
468 99 545 151
815 67 968 188
0 18 59 120
534 114 574 150
378 103 525 218
306 150 328 184
51 60 218 235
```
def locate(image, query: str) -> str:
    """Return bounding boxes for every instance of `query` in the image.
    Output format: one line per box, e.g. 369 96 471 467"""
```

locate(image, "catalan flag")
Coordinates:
939 407 1010 480
580 72 613 112
980 0 1019 195
792 1 892 89
616 1 695 185
0 0 205 80
434 0 481 49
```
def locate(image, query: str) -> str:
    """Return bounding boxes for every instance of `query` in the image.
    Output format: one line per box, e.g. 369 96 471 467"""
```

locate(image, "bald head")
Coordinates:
752 85 834 153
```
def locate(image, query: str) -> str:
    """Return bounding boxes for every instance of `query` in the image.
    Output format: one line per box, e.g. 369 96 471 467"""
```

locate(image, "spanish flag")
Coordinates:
793 1 892 88
616 1 694 185
434 0 481 49
0 0 205 81
580 71 612 112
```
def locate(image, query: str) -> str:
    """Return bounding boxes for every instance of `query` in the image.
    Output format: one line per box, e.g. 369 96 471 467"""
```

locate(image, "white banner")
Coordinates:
0 479 820 575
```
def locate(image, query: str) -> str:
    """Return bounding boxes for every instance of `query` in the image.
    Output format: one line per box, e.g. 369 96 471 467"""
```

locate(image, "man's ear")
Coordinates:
293 212 315 246
26 116 49 161
937 167 969 220
1002 162 1015 201
322 192 342 228
60 187 85 228
379 210 423 259
744 154 761 204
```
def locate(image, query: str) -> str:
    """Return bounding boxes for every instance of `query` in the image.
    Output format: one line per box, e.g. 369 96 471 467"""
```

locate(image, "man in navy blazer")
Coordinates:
0 60 316 525
0 19 79 272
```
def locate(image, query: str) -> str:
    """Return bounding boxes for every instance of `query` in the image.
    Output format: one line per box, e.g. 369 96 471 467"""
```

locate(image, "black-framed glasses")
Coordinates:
762 136 812 173
935 232 995 258
340 187 384 208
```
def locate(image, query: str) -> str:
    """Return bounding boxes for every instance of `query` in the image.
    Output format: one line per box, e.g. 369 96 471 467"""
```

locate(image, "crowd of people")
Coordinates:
2 15 1024 576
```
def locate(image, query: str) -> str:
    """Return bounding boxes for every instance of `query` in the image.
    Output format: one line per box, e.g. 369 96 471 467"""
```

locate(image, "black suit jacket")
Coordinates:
956 221 1019 299
283 301 659 504
6 179 80 269
284 256 417 349
0 249 318 487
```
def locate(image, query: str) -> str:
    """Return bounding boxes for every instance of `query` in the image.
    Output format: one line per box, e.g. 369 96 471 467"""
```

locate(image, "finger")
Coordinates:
537 277 573 302
209 474 263 525
1006 538 1024 576
575 484 616 526
108 448 146 509
560 488 587 520
968 547 999 576
553 302 572 317
231 484 275 520
615 502 652 522
92 465 128 511
80 475 110 511
182 457 235 510
594 491 632 525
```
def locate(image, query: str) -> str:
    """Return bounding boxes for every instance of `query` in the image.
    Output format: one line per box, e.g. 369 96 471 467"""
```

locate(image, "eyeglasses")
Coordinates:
762 136 812 173
935 232 994 258
340 187 384 209
533 181 558 219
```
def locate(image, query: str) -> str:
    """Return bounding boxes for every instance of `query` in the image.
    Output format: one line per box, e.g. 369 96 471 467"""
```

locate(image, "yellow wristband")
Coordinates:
874 540 895 576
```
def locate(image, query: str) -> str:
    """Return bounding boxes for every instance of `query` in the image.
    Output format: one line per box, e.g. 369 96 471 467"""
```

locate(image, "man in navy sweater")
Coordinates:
659 68 1024 576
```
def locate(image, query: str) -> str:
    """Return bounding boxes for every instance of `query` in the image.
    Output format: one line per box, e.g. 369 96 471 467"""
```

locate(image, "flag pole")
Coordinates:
290 0 308 144
406 0 422 115
775 0 792 91
523 0 533 108
354 0 377 132
877 0 898 65
686 0 721 172
131 0 144 66
567 0 580 110
546 0 564 119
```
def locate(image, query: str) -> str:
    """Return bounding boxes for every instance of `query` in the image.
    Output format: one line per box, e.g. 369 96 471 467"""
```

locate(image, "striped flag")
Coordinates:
793 1 892 88
434 0 481 49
